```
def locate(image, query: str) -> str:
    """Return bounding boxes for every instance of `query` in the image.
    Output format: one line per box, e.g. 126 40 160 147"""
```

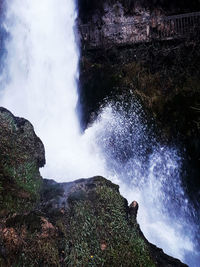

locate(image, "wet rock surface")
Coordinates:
0 107 45 216
0 109 188 266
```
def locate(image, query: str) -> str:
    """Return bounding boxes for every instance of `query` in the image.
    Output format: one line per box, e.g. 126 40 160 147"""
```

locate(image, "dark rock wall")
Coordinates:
77 0 200 23
77 1 200 204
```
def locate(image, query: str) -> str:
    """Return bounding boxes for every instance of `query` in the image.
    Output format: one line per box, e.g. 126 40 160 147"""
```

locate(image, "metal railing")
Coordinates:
150 11 200 40
79 11 200 49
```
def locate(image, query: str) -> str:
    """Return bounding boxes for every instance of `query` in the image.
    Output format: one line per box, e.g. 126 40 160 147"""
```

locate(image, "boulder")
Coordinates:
0 107 45 215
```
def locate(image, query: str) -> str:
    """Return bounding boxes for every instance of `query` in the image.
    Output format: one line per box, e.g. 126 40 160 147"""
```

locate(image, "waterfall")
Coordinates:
0 0 105 179
0 1 199 266
86 102 200 266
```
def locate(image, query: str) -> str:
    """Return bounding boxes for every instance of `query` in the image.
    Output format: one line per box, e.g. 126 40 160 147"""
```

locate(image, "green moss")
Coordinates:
17 240 60 267
3 194 29 213
15 162 41 196
65 184 154 266
0 159 41 214
56 219 67 237
0 108 45 214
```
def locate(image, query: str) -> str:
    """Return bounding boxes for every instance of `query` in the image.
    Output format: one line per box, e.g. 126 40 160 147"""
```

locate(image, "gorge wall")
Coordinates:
78 0 200 22
0 0 199 266
77 0 200 206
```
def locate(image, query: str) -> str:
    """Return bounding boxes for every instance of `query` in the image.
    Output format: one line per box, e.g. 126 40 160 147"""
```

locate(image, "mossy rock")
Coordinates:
0 174 188 266
0 108 45 214
64 178 154 267
0 107 188 266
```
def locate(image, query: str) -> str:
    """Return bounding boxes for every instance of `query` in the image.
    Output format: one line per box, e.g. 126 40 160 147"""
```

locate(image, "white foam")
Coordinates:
0 1 199 266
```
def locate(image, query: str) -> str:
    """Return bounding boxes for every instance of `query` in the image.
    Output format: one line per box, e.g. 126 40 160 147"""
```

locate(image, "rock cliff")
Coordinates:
77 0 200 205
0 108 188 266
0 107 45 216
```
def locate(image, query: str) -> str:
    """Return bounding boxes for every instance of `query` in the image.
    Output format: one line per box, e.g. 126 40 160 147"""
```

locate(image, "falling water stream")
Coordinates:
0 1 199 266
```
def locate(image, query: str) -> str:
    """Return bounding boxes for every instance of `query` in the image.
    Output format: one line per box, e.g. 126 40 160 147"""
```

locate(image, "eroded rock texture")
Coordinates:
0 109 188 266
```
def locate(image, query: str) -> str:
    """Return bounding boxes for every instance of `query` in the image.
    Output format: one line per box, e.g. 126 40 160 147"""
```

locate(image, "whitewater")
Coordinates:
0 1 199 266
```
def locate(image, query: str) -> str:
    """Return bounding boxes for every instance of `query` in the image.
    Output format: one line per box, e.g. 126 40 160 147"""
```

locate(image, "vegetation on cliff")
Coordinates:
0 109 187 266
0 108 45 216
79 39 200 205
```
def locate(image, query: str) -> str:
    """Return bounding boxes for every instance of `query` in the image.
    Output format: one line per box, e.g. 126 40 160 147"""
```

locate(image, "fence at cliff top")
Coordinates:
79 11 200 49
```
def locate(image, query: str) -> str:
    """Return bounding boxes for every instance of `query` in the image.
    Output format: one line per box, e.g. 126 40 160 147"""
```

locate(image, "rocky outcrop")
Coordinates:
0 109 188 266
0 176 188 267
0 107 45 216
78 2 151 48
78 0 200 23
77 0 200 47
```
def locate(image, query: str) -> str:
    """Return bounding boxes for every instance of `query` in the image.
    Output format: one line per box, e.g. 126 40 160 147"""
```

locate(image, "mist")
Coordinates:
0 1 199 266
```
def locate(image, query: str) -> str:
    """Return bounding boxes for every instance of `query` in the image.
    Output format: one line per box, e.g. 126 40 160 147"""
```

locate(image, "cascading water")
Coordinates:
0 0 106 179
0 1 199 266
86 100 200 266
